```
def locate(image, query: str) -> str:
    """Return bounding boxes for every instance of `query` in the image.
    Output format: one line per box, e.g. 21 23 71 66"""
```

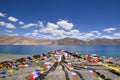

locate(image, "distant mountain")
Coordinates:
56 38 86 45
0 34 120 45
0 34 55 45
89 38 120 45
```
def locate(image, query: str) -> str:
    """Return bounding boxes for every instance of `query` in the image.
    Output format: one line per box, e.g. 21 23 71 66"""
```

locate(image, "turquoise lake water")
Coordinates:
0 45 120 57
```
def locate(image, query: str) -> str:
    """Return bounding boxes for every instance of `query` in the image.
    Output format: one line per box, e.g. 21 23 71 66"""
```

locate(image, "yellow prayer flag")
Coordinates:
8 69 13 73
98 76 103 80
84 66 87 68
41 71 44 74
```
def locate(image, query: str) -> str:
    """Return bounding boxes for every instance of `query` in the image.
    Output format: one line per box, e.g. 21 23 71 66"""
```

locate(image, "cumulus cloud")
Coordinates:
91 30 101 35
19 21 24 25
24 30 39 37
41 35 56 40
2 16 119 40
103 27 116 33
5 30 13 33
0 21 16 29
0 21 6 26
8 16 18 22
41 29 80 40
39 21 76 39
57 20 73 30
64 32 95 40
40 22 59 33
84 33 95 39
52 30 65 37
6 23 16 29
113 33 120 37
0 12 6 17
32 32 39 36
100 35 115 39
32 30 39 36
47 22 59 30
86 33 95 37
70 29 79 34
38 21 44 28
24 33 31 36
21 23 37 28
8 34 19 36
38 21 100 40
65 29 80 35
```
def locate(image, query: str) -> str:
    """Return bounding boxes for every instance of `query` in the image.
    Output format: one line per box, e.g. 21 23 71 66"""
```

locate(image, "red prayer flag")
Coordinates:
92 72 97 75
72 75 78 78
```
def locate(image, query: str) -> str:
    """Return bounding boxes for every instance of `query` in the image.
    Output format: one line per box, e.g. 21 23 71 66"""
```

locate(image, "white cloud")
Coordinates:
39 21 76 39
69 33 95 40
24 30 39 37
6 23 16 29
8 16 18 22
86 33 95 37
0 21 6 26
24 33 31 36
32 30 39 36
8 34 19 36
41 35 57 40
64 32 95 40
0 12 6 17
47 22 59 30
70 29 79 34
91 30 101 35
33 30 39 33
42 36 52 39
19 21 24 25
51 29 81 39
100 35 115 39
38 21 101 40
0 21 16 29
65 29 80 35
32 32 39 36
38 21 44 28
21 23 37 28
84 33 95 39
57 20 73 30
2 18 119 40
91 31 99 33
113 33 120 37
31 21 77 39
52 30 65 36
5 30 12 33
40 22 59 33
103 27 116 33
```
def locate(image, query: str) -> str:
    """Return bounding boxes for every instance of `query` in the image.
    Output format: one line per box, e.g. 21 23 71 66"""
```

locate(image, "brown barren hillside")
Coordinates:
0 34 55 45
0 34 120 45
57 38 86 45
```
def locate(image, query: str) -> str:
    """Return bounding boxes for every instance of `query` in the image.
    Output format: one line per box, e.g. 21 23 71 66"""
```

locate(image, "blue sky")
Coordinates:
0 0 120 40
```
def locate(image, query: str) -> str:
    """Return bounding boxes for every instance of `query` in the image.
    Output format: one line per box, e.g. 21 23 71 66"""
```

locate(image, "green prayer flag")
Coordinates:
96 75 99 78
73 78 79 80
13 67 19 70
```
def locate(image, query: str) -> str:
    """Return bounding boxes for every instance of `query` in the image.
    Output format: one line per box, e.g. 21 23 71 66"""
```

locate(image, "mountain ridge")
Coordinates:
0 34 120 45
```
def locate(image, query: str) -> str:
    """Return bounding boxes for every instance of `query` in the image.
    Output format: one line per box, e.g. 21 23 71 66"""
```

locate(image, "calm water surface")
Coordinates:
0 45 120 57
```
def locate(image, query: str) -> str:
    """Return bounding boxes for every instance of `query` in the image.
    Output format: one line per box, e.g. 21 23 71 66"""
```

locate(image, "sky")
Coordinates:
0 0 120 40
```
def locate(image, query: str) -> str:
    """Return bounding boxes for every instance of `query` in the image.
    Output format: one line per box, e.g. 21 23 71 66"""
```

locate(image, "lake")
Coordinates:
0 45 120 57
